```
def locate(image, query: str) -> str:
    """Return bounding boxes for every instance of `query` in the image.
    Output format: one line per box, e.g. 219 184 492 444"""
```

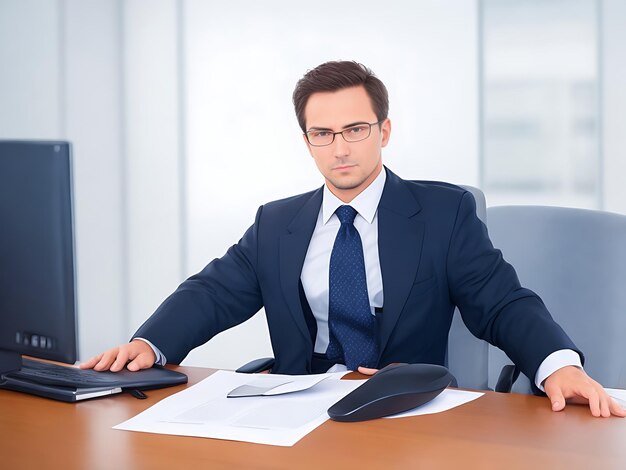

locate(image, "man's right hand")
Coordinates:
79 339 156 372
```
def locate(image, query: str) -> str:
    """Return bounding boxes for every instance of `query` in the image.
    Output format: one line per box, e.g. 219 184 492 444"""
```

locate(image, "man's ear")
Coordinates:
380 118 392 148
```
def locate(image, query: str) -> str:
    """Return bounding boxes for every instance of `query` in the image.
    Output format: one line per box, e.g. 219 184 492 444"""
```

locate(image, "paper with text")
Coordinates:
114 370 360 446
114 370 485 446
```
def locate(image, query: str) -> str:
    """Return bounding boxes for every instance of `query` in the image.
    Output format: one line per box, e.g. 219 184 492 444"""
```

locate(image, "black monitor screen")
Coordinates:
0 141 77 365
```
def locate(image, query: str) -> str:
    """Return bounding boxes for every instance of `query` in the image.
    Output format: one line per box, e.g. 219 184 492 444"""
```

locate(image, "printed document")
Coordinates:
114 370 361 446
114 370 484 446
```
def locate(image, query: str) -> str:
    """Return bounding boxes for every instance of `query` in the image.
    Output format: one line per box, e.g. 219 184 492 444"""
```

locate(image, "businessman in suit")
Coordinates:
82 61 624 418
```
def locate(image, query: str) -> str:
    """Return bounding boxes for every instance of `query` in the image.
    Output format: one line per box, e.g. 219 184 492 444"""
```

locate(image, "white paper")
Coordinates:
114 370 360 447
384 388 484 419
227 373 332 397
114 370 484 446
606 387 626 408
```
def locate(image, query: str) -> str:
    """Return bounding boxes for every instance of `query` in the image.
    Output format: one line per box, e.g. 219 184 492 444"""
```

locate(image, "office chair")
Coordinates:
486 205 626 394
238 185 491 391
445 185 490 390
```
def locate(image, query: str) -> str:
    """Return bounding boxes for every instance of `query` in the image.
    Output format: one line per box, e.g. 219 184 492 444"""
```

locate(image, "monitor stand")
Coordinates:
0 349 22 375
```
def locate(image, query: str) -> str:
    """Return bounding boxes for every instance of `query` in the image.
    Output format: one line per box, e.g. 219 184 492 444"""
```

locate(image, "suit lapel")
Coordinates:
377 169 424 355
279 187 323 344
277 170 424 360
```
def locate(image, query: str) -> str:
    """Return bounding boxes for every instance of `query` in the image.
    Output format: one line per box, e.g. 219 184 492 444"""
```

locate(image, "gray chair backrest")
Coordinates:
445 185 489 390
486 205 626 393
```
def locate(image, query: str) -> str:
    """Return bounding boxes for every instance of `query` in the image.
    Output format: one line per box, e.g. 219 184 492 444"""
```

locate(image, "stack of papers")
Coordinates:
115 370 360 446
114 370 483 446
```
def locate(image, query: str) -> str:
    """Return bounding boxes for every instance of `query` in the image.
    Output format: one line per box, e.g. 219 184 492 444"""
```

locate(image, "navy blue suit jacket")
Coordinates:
135 168 579 380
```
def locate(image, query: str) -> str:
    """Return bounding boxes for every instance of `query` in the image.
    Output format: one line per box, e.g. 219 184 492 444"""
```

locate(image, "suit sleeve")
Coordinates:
132 206 265 364
446 191 582 381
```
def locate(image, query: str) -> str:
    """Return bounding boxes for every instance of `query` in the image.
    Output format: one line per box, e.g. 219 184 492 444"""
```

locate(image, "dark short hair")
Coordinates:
292 61 389 132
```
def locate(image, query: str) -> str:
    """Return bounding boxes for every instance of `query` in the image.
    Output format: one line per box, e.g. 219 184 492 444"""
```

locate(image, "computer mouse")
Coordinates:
327 363 454 422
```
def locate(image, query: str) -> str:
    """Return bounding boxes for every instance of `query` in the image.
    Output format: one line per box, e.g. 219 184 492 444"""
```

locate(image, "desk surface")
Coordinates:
1 366 625 469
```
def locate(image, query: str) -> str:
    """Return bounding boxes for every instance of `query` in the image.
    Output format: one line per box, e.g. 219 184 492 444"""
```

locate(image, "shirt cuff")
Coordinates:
534 349 583 391
134 337 167 366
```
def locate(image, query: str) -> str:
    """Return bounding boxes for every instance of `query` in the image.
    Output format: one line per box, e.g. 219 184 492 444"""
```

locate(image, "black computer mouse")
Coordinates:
327 363 454 422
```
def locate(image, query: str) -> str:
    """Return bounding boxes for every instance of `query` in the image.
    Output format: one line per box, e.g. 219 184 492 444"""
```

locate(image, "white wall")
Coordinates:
0 0 62 138
64 0 127 357
123 0 184 339
180 0 479 368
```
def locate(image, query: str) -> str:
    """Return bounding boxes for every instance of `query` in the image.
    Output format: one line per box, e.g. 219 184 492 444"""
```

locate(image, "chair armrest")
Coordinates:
235 357 275 374
495 364 520 393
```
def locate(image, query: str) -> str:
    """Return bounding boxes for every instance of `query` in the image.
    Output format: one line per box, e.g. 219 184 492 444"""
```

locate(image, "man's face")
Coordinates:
303 85 391 202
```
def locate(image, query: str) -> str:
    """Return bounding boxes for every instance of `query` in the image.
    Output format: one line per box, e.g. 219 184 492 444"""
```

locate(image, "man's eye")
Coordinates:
311 131 330 138
347 126 367 134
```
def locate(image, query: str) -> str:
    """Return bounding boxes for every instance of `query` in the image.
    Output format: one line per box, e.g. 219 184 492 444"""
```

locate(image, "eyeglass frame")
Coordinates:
304 120 384 147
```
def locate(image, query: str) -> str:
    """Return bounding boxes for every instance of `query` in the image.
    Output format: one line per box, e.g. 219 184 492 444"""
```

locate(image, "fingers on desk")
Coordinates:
545 370 625 418
608 396 626 418
79 341 155 372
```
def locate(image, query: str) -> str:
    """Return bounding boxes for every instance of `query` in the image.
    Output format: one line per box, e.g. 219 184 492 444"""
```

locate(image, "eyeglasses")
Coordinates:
304 121 383 147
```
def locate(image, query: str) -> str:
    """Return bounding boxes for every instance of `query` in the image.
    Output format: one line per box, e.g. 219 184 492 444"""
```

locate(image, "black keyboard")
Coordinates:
8 359 132 387
6 358 187 389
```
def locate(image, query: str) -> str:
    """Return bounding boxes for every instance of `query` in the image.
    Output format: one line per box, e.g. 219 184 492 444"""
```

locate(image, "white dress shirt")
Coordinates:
300 168 386 355
142 168 581 387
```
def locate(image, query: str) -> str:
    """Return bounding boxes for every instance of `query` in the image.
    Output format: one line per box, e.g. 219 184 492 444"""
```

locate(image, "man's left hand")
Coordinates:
361 365 625 418
543 366 626 418
357 366 379 376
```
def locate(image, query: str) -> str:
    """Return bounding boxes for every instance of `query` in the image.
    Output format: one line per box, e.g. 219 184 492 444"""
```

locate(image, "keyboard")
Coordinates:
5 358 188 389
1 358 187 402
9 359 124 387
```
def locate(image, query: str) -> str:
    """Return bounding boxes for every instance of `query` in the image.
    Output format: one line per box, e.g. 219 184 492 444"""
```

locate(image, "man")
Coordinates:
82 61 624 418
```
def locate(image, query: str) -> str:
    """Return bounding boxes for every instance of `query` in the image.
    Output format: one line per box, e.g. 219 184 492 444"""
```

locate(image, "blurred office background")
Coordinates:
1 0 624 368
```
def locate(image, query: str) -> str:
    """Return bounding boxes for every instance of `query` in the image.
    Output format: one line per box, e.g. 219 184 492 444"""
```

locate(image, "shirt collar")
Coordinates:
322 167 386 225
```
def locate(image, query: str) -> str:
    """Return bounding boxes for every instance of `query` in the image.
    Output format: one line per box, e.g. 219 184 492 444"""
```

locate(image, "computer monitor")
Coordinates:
0 141 77 375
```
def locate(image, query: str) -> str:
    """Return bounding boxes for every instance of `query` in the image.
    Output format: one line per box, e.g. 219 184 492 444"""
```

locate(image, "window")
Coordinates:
481 0 600 208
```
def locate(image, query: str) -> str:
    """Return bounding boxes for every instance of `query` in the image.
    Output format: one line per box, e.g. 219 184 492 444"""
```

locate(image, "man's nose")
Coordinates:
332 133 350 157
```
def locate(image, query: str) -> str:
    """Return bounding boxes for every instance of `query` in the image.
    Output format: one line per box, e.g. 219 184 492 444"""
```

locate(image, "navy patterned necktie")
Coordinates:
326 205 379 370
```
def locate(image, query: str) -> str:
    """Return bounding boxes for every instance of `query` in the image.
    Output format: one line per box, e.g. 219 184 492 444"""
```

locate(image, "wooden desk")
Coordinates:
1 366 625 469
